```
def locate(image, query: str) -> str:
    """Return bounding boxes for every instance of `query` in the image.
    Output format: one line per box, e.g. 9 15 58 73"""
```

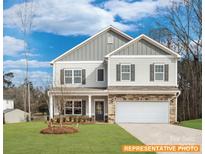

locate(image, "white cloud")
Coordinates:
8 69 51 87
3 36 25 56
104 0 182 21
4 59 50 69
4 0 135 36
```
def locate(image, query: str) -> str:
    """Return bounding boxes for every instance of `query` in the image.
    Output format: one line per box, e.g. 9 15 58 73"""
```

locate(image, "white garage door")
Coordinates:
116 102 169 123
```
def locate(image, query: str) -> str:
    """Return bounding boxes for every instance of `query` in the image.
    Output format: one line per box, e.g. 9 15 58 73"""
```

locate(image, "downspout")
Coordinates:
170 91 181 102
169 91 181 123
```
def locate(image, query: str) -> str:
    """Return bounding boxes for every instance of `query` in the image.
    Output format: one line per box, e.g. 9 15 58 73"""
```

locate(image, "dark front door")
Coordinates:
95 101 104 121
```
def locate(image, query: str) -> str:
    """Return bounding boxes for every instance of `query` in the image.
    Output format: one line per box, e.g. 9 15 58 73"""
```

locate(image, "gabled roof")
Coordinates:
105 34 181 58
50 25 133 64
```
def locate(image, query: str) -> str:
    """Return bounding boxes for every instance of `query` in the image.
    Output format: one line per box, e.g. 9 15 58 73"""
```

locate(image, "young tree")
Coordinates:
15 0 36 121
51 82 66 127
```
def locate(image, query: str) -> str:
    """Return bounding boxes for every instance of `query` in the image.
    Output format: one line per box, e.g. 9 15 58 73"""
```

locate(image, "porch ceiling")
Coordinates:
48 86 180 95
48 87 108 95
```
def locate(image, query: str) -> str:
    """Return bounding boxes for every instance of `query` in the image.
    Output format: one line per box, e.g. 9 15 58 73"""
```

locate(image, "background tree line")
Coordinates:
3 72 49 115
149 0 202 121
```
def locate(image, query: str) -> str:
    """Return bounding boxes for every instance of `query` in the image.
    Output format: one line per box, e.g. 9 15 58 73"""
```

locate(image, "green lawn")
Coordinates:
4 122 154 154
180 119 202 130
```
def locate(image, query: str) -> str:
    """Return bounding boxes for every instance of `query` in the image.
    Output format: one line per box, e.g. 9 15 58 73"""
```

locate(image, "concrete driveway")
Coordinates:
119 124 202 154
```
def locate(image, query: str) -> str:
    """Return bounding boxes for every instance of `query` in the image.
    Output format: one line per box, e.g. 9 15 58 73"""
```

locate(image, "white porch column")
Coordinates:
49 94 53 119
88 95 92 117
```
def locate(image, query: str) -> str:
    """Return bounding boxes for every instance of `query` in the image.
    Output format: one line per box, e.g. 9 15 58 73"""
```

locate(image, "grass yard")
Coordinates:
180 119 202 130
4 122 154 154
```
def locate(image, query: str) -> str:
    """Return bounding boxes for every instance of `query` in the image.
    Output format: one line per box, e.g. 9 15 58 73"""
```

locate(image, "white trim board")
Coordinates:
108 91 180 95
54 61 103 64
105 34 181 58
50 25 133 64
110 55 176 59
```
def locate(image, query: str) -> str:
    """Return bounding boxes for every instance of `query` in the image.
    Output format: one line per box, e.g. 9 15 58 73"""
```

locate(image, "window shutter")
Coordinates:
82 100 86 115
164 64 169 81
150 64 154 81
131 64 135 81
82 69 86 84
60 69 64 84
116 64 121 81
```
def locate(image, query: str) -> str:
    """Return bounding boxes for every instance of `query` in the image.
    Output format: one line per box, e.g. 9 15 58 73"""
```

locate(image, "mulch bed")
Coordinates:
40 126 78 134
62 122 95 125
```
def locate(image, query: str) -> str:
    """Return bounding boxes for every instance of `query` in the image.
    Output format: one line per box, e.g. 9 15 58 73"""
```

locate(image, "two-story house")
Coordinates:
48 25 180 124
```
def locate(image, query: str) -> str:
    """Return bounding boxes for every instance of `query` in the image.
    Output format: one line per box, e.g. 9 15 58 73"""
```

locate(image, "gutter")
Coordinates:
169 91 181 102
108 90 180 95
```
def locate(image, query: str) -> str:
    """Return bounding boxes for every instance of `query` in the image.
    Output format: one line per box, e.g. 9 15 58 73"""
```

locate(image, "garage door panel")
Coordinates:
116 102 169 123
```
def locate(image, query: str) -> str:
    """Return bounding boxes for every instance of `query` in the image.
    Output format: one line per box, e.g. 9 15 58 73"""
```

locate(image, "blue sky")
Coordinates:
3 0 180 87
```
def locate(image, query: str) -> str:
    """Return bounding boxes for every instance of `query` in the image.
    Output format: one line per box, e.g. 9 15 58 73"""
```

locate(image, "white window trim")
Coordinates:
121 64 131 81
96 68 105 82
64 99 82 115
64 69 82 84
154 64 164 81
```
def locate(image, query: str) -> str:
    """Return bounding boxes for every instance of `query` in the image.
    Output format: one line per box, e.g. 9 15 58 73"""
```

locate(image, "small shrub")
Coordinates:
66 117 70 122
56 118 60 123
71 117 74 122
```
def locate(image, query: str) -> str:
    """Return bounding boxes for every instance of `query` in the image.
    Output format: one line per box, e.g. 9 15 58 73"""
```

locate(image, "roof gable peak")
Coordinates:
105 34 180 58
50 26 133 64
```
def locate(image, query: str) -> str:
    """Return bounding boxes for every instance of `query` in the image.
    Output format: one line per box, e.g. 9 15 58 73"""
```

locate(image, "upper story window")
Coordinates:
154 64 164 81
64 69 82 84
107 35 114 44
64 70 72 84
74 70 82 83
97 69 104 81
121 64 131 81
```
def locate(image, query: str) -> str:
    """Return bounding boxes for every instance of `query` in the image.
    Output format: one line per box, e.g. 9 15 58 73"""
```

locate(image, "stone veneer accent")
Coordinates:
108 94 177 124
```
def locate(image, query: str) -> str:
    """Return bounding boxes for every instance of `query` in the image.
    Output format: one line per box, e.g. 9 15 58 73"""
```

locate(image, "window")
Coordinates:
121 64 131 81
107 35 113 44
74 101 82 115
65 70 72 84
74 70 82 83
97 69 104 81
64 69 82 84
64 101 72 115
154 64 164 80
64 100 82 115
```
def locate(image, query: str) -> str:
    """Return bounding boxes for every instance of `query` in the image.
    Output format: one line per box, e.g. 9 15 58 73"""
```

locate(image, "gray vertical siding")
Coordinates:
113 39 170 56
59 30 129 61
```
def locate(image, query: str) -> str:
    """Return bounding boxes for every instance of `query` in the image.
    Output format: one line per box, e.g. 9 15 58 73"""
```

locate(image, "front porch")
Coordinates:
48 87 108 122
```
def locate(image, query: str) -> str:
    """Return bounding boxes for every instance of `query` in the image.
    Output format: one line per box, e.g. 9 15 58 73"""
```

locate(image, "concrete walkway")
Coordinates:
119 124 202 154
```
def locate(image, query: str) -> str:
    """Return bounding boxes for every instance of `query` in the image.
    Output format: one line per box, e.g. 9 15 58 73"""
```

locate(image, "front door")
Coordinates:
95 101 104 121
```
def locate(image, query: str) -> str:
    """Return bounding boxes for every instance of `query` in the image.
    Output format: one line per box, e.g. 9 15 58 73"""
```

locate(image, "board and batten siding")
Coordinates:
54 62 107 87
58 30 129 61
108 57 177 86
113 39 169 56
